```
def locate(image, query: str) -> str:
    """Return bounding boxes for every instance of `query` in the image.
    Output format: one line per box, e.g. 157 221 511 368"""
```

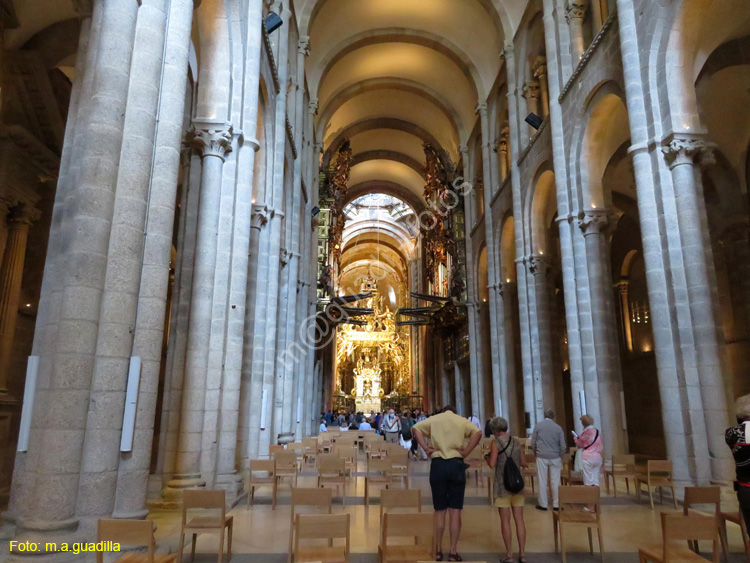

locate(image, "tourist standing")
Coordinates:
486 417 527 563
413 405 482 561
468 413 481 430
400 410 413 450
574 415 603 486
381 409 401 443
727 394 750 531
530 409 566 511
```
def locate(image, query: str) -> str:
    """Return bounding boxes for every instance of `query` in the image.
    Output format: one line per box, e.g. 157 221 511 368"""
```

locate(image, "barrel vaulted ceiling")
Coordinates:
300 0 529 209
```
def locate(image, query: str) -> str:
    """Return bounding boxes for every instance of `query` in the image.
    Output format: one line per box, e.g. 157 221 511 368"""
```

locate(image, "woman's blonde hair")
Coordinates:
580 414 595 427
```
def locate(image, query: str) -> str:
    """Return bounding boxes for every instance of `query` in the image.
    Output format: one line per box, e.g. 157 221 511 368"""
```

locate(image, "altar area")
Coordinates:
335 276 411 413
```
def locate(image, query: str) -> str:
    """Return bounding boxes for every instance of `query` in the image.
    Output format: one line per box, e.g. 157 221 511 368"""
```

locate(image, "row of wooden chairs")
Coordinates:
94 489 234 563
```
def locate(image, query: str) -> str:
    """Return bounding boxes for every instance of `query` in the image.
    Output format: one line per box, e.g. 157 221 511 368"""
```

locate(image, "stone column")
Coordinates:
578 209 627 456
214 0 264 504
166 121 232 496
494 125 510 183
0 205 37 393
662 137 733 482
0 198 10 263
498 281 520 430
566 2 588 60
522 81 541 137
114 0 195 518
454 362 464 415
615 281 633 352
527 255 556 419
11 0 139 542
478 102 500 421
533 57 550 118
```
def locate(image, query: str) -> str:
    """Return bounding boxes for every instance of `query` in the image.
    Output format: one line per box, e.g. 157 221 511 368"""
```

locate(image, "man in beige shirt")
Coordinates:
413 406 482 561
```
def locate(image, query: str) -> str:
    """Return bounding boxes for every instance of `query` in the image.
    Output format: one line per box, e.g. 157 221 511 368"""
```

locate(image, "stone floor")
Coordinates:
141 458 749 563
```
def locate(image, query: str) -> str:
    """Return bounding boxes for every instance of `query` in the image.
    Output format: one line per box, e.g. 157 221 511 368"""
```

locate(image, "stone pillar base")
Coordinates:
215 472 244 508
160 473 206 507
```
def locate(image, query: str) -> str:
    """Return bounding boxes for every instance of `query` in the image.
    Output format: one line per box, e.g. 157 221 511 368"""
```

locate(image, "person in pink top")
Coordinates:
574 414 603 489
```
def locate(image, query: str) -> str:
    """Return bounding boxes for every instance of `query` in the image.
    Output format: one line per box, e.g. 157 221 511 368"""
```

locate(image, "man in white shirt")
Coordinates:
468 413 481 429
319 420 328 433
381 409 401 443
359 419 372 430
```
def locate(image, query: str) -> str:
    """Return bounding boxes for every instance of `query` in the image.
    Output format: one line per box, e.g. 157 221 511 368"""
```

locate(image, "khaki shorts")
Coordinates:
494 494 525 508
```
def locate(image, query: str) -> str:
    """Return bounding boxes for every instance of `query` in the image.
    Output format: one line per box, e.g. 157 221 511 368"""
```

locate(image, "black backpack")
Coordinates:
400 417 413 440
498 438 525 494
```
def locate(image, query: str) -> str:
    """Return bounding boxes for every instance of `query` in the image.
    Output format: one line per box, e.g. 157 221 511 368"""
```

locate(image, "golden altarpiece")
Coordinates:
335 276 411 412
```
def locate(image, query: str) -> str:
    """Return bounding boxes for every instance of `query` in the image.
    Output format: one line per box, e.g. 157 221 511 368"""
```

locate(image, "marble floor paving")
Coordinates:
144 459 750 563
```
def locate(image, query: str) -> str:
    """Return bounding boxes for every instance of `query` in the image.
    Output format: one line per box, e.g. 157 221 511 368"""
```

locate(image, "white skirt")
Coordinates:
581 457 602 486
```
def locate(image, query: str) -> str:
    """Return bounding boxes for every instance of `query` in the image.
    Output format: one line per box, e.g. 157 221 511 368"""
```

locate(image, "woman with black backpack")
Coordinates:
485 416 527 563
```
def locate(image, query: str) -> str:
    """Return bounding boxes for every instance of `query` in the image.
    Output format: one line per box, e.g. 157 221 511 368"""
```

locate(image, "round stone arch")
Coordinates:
575 80 629 210
525 164 557 257
496 213 517 284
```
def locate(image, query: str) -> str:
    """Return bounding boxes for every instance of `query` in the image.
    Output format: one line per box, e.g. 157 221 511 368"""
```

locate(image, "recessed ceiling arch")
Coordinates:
311 29 483 100
298 0 511 49
352 151 426 179
316 43 477 137
348 160 424 201
322 118 452 170
317 77 464 144
323 88 459 157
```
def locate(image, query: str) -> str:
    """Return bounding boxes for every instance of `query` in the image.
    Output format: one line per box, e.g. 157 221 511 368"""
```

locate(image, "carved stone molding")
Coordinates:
500 46 514 60
565 2 587 23
189 121 233 160
7 203 40 226
251 204 269 230
476 102 488 117
662 137 716 170
498 281 517 297
578 209 610 236
614 280 629 295
298 36 311 56
522 81 541 100
308 98 319 115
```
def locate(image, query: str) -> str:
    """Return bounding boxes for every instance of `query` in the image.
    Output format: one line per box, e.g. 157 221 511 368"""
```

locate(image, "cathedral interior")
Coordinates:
1 0 750 560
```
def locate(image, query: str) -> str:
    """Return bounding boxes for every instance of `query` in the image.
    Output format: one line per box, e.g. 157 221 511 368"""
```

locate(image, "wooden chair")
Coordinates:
365 458 394 507
96 519 174 563
270 444 286 455
387 448 410 489
247 458 276 508
604 454 638 497
380 512 434 563
293 513 350 563
638 513 719 563
553 486 604 563
379 488 421 542
683 487 729 560
561 454 584 486
522 452 537 494
303 437 318 465
367 441 388 460
288 488 334 563
466 448 484 487
637 460 677 510
275 451 300 497
317 454 347 505
335 444 359 483
289 442 305 466
179 489 233 563
720 511 750 563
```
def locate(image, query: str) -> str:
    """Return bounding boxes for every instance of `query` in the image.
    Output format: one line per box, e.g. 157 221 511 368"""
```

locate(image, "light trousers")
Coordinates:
536 457 562 508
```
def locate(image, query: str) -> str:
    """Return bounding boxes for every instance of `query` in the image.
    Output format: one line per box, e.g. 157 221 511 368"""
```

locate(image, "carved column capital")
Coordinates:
522 81 541 100
565 2 587 23
251 204 269 230
0 198 12 220
578 209 610 236
298 36 311 56
476 102 488 117
189 121 233 161
7 203 40 227
614 280 630 295
498 280 517 297
308 98 319 115
661 137 716 170
528 254 552 276
532 56 548 78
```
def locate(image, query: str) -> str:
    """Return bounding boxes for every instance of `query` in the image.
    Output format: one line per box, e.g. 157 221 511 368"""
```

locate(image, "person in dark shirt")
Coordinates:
726 394 750 531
